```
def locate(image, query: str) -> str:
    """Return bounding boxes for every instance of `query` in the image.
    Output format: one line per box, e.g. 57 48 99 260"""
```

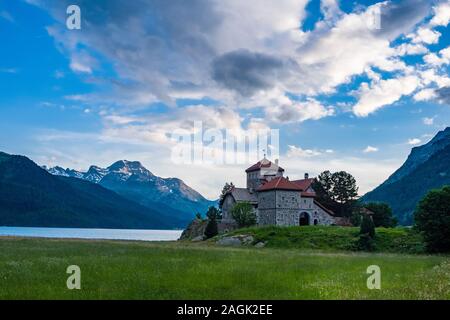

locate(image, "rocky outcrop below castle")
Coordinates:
216 234 266 248
179 218 239 241
179 218 208 241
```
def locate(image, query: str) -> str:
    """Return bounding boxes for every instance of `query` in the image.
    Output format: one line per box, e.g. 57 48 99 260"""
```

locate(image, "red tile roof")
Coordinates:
246 159 284 173
301 191 316 197
292 178 315 191
258 177 303 191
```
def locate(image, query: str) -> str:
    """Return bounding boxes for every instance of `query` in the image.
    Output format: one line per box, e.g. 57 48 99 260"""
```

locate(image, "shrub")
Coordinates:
414 186 450 253
350 211 362 226
204 207 220 239
364 202 397 227
356 233 376 251
357 214 376 251
231 202 257 228
204 219 218 239
360 214 375 237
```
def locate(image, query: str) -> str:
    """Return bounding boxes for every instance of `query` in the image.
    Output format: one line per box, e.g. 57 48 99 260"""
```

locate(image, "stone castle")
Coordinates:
220 158 335 226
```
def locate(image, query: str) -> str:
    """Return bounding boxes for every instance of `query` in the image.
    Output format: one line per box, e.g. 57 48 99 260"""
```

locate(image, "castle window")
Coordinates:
314 219 318 225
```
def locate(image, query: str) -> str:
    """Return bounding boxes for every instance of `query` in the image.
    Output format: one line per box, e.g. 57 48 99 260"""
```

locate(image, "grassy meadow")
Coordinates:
0 235 449 300
227 226 426 253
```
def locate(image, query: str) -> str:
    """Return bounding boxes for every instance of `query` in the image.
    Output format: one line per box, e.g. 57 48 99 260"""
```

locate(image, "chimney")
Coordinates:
304 173 309 179
275 159 279 166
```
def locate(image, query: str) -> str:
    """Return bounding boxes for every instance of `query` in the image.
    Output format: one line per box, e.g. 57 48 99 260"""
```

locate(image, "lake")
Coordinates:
0 227 183 241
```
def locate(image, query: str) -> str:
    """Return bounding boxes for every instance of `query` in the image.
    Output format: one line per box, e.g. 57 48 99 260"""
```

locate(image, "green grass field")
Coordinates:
0 236 449 300
227 226 426 253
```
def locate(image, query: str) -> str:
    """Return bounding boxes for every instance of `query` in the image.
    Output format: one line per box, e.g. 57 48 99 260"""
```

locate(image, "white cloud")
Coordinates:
0 10 14 23
414 88 437 101
419 68 450 88
363 146 379 153
281 154 402 196
286 145 323 158
353 76 420 117
0 68 18 74
424 46 450 67
423 117 434 125
408 138 422 145
295 4 405 94
430 1 450 27
265 96 334 124
54 70 65 79
396 43 428 56
408 27 441 44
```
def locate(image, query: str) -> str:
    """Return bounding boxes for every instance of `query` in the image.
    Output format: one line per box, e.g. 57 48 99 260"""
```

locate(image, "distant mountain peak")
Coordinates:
44 157 216 221
107 160 153 177
83 165 109 183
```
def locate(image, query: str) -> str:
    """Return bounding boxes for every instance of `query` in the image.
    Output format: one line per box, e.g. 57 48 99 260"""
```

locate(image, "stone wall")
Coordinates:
313 205 335 225
303 204 335 226
221 194 236 223
256 190 334 226
257 190 277 225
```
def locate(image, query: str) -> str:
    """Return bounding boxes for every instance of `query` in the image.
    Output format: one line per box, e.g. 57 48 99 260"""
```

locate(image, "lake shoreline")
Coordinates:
0 226 183 241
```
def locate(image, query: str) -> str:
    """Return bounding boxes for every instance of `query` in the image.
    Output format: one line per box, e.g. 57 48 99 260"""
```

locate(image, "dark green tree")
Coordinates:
332 171 358 204
204 206 220 239
317 171 333 195
414 186 450 253
219 182 234 202
195 212 202 220
312 171 335 209
357 214 376 251
231 201 256 228
313 170 359 217
364 202 397 227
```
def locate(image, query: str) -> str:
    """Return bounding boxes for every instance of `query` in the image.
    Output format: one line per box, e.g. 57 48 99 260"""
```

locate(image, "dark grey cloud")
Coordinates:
436 86 450 105
377 0 432 39
212 49 295 96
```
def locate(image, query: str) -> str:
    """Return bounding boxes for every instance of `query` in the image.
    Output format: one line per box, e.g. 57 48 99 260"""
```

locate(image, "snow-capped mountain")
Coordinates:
42 165 84 179
3 152 175 229
45 160 216 222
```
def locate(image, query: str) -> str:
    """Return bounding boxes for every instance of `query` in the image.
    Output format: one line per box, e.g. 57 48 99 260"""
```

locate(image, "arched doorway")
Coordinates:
299 212 310 226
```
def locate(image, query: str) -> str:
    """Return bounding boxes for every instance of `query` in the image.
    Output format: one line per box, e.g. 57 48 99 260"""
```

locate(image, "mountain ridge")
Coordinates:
0 151 182 229
380 127 450 187
44 159 217 223
362 127 450 225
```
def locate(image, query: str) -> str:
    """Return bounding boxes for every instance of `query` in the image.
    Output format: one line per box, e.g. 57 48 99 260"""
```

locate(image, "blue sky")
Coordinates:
1 0 450 199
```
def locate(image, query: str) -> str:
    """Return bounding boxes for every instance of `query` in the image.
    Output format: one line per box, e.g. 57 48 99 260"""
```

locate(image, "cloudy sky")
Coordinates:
1 0 450 199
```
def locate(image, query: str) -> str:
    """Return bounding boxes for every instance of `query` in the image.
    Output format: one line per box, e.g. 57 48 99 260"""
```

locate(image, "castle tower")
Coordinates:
245 157 284 192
